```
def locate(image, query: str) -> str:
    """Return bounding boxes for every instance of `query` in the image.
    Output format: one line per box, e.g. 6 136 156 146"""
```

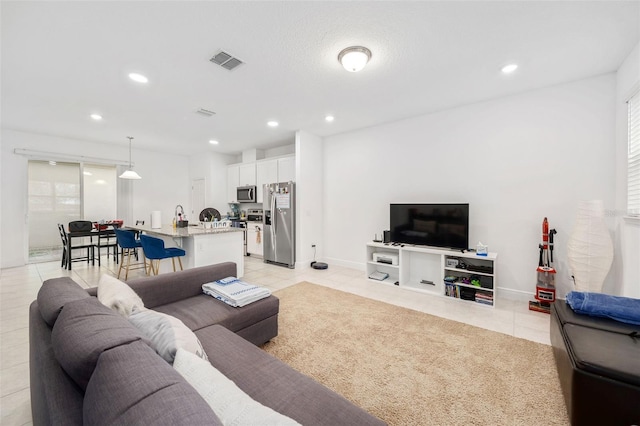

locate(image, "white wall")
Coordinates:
615 42 640 298
188 151 238 217
323 74 617 300
265 144 295 158
1 128 190 268
295 131 324 267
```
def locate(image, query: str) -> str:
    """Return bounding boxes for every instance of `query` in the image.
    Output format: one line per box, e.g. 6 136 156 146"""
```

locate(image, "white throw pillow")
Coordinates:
173 348 300 425
129 309 208 364
97 274 145 317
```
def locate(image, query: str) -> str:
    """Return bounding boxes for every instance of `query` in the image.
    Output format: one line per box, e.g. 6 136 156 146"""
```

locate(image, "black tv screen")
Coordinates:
390 204 469 250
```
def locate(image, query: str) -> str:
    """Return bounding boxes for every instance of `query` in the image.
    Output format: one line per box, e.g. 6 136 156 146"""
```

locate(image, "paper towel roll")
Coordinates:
151 211 162 229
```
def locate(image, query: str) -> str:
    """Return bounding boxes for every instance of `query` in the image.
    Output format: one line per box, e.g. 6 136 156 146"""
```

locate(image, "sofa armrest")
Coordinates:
88 263 237 308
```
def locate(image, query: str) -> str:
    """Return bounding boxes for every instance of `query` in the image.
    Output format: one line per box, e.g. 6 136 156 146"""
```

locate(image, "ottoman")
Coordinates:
550 302 640 425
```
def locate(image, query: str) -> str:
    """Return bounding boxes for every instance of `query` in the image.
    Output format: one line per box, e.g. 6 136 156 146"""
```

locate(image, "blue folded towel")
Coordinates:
566 291 640 326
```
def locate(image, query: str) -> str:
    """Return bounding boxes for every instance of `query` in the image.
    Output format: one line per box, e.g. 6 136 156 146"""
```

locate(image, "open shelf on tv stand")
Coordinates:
365 242 497 307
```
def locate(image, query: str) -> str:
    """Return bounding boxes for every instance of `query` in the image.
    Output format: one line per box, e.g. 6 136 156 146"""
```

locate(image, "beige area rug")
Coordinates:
262 282 569 426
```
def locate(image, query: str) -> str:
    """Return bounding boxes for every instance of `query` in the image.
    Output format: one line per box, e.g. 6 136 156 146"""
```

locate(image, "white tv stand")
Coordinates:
365 242 498 307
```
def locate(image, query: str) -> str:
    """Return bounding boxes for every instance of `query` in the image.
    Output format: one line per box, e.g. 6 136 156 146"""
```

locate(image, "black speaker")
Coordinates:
383 230 390 243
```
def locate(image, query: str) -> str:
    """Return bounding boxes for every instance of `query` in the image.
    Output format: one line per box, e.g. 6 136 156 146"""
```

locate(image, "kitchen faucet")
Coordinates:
175 204 185 223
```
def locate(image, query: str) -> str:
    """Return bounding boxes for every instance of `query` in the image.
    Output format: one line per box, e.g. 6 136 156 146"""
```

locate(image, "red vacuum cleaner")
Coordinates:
529 217 557 314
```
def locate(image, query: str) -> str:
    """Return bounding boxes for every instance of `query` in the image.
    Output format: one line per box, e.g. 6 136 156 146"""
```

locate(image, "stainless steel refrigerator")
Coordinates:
263 182 295 268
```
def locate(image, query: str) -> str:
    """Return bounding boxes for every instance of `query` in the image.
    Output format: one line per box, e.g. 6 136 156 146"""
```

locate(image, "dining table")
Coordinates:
65 223 119 270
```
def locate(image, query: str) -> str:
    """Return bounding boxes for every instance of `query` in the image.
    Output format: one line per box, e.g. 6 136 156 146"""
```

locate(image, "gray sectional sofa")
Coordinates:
29 262 385 425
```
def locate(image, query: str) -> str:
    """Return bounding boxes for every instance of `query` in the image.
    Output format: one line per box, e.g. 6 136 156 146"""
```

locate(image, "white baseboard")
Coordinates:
322 257 366 271
496 287 535 302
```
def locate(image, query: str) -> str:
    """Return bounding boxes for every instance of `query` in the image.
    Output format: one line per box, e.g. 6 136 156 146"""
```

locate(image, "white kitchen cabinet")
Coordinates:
246 222 263 256
227 165 240 203
277 156 295 182
239 163 256 186
256 159 278 203
227 163 257 203
229 156 293 204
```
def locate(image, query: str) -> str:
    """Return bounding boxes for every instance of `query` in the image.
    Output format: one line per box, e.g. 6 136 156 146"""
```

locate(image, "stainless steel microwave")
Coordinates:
237 185 257 203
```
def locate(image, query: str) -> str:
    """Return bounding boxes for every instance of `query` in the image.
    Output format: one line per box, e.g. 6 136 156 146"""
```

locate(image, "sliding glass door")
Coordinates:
28 161 81 262
27 160 118 263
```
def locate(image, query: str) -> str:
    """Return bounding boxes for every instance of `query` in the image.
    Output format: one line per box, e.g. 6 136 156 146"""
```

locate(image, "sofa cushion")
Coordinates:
84 340 222 426
37 277 90 326
195 325 386 425
129 309 208 363
97 274 145 317
155 293 279 333
173 348 299 425
51 297 148 390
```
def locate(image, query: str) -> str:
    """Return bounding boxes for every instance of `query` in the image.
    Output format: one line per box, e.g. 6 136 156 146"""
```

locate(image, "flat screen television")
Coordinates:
390 203 469 250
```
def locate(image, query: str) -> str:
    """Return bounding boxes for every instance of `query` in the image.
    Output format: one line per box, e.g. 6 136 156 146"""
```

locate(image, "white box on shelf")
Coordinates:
373 252 399 266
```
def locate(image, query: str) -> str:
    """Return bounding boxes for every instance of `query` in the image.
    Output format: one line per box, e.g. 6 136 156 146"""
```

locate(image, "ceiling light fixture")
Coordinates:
338 46 372 72
119 136 142 180
128 73 149 83
90 114 103 121
325 115 335 122
267 121 279 128
209 140 219 145
501 63 518 74
49 161 56 166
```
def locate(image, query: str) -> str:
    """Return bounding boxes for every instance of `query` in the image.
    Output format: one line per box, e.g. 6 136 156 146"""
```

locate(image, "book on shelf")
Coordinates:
475 291 493 299
368 271 389 281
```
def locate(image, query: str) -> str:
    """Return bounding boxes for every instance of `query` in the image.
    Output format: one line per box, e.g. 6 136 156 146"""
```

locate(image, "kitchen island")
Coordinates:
126 224 244 277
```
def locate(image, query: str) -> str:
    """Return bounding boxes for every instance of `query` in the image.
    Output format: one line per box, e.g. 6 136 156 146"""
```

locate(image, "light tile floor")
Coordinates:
0 255 550 425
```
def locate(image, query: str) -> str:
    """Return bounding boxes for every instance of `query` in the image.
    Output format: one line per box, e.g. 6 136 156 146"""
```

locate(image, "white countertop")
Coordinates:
126 224 244 238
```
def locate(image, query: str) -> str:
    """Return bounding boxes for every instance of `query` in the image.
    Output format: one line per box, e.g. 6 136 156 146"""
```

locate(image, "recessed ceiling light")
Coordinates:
90 114 103 121
267 121 279 128
325 115 335 122
209 140 219 145
128 73 149 83
501 63 518 74
83 171 93 176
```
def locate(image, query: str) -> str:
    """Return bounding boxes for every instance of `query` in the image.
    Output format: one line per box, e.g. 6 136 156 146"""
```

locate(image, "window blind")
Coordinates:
628 91 640 216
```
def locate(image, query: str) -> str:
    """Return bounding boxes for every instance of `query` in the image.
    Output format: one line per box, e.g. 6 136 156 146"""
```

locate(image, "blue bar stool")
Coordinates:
139 234 186 275
114 228 148 280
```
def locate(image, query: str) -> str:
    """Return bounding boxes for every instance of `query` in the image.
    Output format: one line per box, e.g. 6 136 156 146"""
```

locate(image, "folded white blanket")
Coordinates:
202 277 271 307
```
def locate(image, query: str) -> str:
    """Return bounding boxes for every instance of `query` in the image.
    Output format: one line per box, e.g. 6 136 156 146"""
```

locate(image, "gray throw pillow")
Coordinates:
129 309 208 364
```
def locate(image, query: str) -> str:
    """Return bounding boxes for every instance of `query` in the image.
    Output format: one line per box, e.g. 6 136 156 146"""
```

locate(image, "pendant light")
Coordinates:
119 136 142 179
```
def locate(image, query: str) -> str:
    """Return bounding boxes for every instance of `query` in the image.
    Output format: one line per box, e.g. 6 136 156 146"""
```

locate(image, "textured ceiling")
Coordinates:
2 1 639 155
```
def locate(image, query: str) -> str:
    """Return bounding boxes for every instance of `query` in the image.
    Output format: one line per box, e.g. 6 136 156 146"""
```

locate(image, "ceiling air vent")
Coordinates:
196 108 216 117
210 50 244 71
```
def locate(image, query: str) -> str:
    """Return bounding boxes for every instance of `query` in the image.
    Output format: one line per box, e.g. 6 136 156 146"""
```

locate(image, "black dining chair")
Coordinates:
60 222 94 268
132 220 145 260
57 224 69 268
93 223 119 266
